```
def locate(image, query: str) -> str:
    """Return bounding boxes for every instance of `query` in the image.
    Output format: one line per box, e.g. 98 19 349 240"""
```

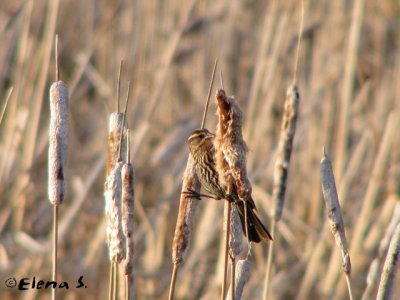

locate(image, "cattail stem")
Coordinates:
230 256 235 300
52 205 58 300
263 221 276 300
201 59 218 129
227 206 242 300
168 265 178 300
108 263 114 300
221 201 231 300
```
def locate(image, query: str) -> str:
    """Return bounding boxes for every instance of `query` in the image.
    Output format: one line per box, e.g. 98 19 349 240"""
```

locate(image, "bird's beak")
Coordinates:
207 132 215 138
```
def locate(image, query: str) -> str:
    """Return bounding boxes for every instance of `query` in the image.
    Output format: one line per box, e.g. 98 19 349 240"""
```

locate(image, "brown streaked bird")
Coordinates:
187 128 272 243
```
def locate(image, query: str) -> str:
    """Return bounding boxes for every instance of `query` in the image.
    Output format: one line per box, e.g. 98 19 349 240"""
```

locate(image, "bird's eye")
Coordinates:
198 134 204 139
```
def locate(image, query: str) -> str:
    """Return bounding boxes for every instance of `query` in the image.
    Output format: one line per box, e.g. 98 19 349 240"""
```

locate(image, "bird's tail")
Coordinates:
235 200 273 243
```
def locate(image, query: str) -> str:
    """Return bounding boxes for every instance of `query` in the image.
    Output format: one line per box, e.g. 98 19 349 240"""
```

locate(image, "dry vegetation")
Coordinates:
1 0 400 299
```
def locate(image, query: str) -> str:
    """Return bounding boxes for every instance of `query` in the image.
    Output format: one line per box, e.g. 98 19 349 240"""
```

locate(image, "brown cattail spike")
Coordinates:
121 145 135 298
227 259 251 300
105 162 125 263
172 155 200 265
320 150 351 275
214 89 272 244
48 81 69 205
271 84 299 222
215 89 250 200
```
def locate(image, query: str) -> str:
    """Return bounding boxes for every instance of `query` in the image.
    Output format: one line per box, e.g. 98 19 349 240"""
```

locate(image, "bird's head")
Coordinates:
187 128 215 154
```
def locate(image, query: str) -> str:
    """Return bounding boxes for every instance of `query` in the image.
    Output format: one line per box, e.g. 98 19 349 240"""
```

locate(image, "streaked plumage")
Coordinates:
187 128 272 243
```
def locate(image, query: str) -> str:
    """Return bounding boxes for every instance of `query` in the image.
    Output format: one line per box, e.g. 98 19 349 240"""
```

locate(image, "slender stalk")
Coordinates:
230 256 235 300
0 87 13 127
201 59 218 129
113 263 117 300
221 201 231 300
345 274 354 300
263 221 276 300
168 265 178 300
108 263 114 300
52 205 58 300
117 60 124 113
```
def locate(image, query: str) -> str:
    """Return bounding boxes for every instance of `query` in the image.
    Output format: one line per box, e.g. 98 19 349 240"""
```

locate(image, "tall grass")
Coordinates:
0 1 399 299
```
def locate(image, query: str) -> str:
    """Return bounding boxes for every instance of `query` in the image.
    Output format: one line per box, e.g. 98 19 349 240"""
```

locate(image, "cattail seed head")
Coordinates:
320 150 351 275
105 161 125 263
227 259 251 300
172 155 200 266
48 81 68 205
121 161 135 275
229 206 243 258
271 84 299 222
215 89 251 200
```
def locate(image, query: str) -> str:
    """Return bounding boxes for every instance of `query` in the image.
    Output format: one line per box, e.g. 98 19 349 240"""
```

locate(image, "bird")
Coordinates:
186 128 272 243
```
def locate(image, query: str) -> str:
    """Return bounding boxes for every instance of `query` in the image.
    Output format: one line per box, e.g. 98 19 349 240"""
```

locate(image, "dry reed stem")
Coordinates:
226 259 251 300
201 59 218 129
376 224 400 300
230 256 235 300
25 0 60 169
362 203 400 300
0 87 13 127
245 0 277 142
320 149 353 299
169 155 200 300
335 0 365 180
227 205 242 300
262 222 276 300
221 201 232 300
350 113 399 258
121 137 135 300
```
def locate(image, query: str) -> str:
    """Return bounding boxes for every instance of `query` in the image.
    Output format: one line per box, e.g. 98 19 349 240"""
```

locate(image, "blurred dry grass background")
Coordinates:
1 0 400 299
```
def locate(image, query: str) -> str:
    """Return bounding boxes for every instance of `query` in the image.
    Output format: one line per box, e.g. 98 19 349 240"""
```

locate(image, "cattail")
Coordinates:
169 155 200 300
121 132 135 299
271 84 299 222
229 206 243 258
320 149 353 299
105 161 125 263
172 155 200 265
226 259 251 300
48 81 68 205
215 89 251 200
376 224 400 300
215 88 253 300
